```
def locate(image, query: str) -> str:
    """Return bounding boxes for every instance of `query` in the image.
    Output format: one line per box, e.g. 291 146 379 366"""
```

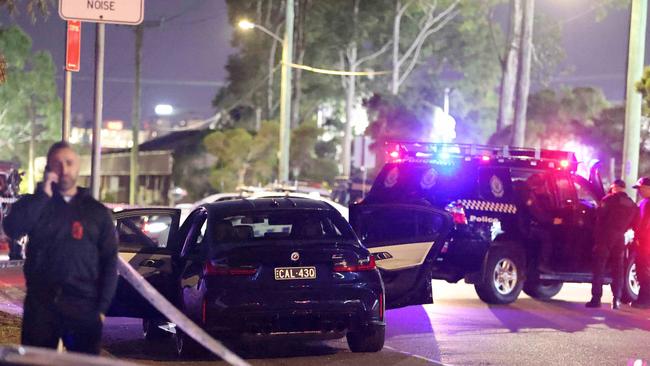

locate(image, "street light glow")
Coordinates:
155 104 174 116
238 20 255 30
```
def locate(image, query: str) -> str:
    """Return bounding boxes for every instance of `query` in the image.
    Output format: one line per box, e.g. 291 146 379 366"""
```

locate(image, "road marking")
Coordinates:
384 345 447 365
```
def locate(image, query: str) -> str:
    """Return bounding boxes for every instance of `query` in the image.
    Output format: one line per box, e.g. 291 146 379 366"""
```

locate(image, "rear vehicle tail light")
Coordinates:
560 159 569 168
333 255 376 272
445 203 468 225
204 262 257 276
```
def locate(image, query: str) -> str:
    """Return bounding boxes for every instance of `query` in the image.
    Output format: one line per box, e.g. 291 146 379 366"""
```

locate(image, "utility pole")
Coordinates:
62 70 72 141
278 0 294 183
342 0 360 179
91 24 106 199
512 0 534 147
497 0 522 132
622 0 648 194
130 24 143 205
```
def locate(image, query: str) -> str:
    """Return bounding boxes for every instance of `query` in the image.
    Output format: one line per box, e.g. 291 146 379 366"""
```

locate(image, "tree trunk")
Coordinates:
28 105 35 194
497 0 522 132
342 0 360 178
512 0 534 147
290 0 309 128
255 107 262 131
343 69 356 178
391 0 402 95
256 0 263 23
267 27 280 118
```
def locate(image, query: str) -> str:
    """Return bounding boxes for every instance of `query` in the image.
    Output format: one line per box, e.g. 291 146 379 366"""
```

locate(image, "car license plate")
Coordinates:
274 266 316 280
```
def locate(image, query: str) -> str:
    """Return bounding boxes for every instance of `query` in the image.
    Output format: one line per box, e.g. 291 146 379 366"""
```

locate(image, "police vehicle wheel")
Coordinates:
175 329 206 358
346 324 385 352
622 260 640 304
523 280 563 300
142 319 168 341
475 248 524 304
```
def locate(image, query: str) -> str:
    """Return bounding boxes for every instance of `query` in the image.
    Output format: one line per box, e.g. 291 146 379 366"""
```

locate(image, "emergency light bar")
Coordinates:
385 141 578 171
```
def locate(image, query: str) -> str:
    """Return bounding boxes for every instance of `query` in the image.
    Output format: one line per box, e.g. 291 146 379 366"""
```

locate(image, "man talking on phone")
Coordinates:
3 141 118 355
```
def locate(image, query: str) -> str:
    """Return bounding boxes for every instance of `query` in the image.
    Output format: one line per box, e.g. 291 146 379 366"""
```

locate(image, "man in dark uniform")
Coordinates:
3 142 118 354
632 177 650 309
518 174 562 272
586 179 638 309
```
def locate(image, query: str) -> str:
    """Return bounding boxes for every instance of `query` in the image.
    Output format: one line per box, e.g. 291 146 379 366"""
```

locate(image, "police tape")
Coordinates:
0 344 145 366
0 260 24 269
116 257 250 366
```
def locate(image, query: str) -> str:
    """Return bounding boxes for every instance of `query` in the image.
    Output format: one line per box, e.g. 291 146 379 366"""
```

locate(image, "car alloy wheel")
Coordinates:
629 263 640 297
493 258 518 295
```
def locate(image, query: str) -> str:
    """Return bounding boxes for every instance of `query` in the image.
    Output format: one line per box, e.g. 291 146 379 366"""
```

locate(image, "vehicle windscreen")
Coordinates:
366 162 476 204
209 209 357 251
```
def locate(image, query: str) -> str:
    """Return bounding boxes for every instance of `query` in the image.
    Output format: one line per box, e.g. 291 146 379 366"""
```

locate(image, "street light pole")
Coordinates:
91 23 106 199
278 0 294 184
622 0 647 194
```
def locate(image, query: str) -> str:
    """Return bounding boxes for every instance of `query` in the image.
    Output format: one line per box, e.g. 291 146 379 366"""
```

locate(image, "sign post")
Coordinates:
62 20 81 142
59 0 144 199
59 0 144 25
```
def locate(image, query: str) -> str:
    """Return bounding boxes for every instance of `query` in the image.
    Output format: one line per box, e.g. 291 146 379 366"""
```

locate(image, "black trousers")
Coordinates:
636 251 650 304
21 293 103 355
591 245 625 300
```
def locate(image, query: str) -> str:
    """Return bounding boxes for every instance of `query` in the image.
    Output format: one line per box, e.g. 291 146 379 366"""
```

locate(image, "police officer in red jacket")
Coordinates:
586 179 638 309
3 142 118 354
632 177 650 309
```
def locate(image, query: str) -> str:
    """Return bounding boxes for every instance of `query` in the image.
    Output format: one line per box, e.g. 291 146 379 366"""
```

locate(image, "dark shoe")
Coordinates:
611 298 620 310
631 301 650 309
585 298 601 308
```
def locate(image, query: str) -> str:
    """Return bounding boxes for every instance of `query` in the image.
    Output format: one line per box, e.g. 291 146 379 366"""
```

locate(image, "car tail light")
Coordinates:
333 255 376 272
560 159 569 169
204 262 257 276
445 203 468 225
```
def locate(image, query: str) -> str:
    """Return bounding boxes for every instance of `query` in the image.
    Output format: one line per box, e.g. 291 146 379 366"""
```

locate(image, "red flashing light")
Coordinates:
560 160 569 168
389 150 400 159
481 155 490 162
333 256 376 272
204 262 257 276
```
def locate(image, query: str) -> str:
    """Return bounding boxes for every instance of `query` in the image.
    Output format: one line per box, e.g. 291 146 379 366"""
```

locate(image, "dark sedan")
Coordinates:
107 197 385 357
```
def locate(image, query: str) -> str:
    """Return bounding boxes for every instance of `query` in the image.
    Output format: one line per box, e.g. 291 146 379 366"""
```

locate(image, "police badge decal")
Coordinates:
490 175 505 198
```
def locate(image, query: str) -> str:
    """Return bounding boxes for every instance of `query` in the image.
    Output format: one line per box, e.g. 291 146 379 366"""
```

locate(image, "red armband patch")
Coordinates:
72 221 84 240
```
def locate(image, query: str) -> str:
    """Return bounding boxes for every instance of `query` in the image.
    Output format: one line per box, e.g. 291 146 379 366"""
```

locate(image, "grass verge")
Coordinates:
0 311 21 344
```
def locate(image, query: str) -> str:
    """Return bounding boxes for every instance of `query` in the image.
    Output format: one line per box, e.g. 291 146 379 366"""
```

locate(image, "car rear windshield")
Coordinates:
210 209 357 248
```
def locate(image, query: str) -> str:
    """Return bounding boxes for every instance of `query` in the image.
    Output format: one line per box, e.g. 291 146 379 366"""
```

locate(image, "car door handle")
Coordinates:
140 259 164 268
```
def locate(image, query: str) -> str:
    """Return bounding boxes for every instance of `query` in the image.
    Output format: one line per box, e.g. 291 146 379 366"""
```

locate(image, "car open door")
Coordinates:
106 208 181 319
350 203 451 308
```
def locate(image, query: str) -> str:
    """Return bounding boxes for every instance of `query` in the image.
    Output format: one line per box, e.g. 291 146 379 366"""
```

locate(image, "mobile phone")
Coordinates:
44 165 59 192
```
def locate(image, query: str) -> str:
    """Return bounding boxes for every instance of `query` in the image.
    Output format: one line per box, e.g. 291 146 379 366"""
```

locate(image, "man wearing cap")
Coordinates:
586 179 638 309
632 177 650 309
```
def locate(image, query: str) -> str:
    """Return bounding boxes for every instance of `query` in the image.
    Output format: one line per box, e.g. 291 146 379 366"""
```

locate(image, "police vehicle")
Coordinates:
351 142 640 306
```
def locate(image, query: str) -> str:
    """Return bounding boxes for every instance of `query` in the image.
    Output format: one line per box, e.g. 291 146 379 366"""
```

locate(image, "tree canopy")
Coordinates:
0 25 60 165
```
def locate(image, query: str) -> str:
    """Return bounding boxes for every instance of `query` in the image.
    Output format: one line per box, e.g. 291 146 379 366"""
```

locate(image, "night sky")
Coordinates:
2 0 650 127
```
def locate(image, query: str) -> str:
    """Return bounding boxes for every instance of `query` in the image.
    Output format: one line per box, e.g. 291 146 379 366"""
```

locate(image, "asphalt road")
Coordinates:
2 265 650 365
